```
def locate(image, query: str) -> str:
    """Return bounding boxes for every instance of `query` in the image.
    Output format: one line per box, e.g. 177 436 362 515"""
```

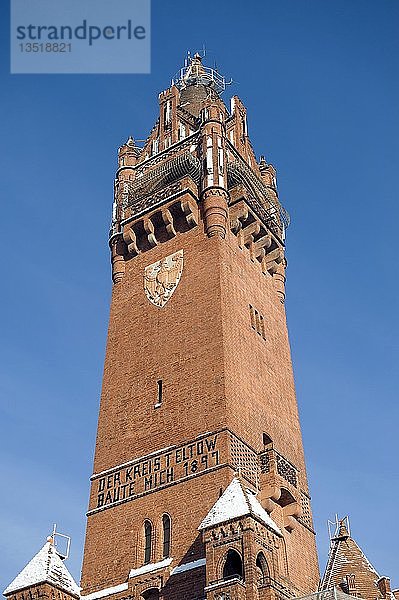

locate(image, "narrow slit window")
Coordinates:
144 520 152 564
162 514 171 558
249 305 266 340
249 305 256 330
259 315 266 340
242 115 247 136
255 309 260 334
178 122 186 140
157 380 163 405
163 100 171 129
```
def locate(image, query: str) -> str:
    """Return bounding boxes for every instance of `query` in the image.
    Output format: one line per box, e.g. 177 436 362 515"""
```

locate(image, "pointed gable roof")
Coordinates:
4 541 80 597
321 518 383 599
198 477 281 535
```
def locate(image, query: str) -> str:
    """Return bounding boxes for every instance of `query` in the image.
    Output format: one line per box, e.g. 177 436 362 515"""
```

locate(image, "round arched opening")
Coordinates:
278 488 296 508
162 514 171 558
141 588 159 600
222 549 243 580
256 552 269 584
143 520 152 564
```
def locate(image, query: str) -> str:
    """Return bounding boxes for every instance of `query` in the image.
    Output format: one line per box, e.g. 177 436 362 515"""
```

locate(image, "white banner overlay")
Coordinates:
11 0 150 74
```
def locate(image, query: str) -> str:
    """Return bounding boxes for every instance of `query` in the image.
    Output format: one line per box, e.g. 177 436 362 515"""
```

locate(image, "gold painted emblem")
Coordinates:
144 250 184 308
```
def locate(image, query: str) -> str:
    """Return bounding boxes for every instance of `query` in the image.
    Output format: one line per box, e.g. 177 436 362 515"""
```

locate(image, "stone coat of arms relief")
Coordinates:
143 250 184 308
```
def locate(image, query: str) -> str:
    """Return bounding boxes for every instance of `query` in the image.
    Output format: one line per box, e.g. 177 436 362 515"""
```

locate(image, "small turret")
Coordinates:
118 136 140 168
4 528 79 600
321 516 395 599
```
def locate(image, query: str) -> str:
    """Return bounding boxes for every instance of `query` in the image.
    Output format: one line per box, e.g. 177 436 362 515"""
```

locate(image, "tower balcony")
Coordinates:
260 447 298 488
258 447 301 531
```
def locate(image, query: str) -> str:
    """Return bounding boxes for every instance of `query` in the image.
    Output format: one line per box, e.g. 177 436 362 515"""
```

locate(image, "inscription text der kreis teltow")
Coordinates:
94 433 220 510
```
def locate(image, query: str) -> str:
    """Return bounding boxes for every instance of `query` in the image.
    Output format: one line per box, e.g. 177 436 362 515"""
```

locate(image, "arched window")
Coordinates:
162 514 171 558
277 488 296 507
144 520 152 564
222 549 243 580
341 574 356 595
262 433 273 447
256 552 269 584
141 589 159 600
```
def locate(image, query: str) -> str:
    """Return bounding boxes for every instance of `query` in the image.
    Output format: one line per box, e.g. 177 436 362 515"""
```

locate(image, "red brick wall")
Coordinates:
81 219 319 596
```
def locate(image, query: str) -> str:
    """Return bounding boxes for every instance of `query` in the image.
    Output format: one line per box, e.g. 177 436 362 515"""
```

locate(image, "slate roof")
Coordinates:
320 519 387 599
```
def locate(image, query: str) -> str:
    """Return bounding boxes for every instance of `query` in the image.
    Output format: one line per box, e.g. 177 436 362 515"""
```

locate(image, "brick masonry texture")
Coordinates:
81 54 320 600
81 220 319 596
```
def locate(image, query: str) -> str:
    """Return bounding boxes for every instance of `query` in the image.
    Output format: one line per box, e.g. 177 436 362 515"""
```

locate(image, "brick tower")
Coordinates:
80 53 320 600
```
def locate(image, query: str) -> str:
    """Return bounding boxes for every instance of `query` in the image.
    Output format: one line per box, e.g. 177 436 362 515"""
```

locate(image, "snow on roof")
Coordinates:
129 557 172 579
81 583 128 600
170 558 206 575
198 477 281 535
4 541 80 597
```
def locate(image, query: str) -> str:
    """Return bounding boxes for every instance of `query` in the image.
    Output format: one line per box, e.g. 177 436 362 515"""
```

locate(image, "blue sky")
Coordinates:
1 0 398 592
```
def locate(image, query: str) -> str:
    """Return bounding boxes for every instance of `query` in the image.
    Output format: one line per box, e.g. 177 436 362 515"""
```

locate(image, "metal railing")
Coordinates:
172 64 229 94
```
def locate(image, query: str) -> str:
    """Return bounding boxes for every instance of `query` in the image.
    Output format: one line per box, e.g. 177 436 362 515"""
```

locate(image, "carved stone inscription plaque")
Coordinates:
89 431 222 514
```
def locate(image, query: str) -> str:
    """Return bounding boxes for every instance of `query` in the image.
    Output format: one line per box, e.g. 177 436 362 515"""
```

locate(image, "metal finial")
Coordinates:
47 524 72 559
